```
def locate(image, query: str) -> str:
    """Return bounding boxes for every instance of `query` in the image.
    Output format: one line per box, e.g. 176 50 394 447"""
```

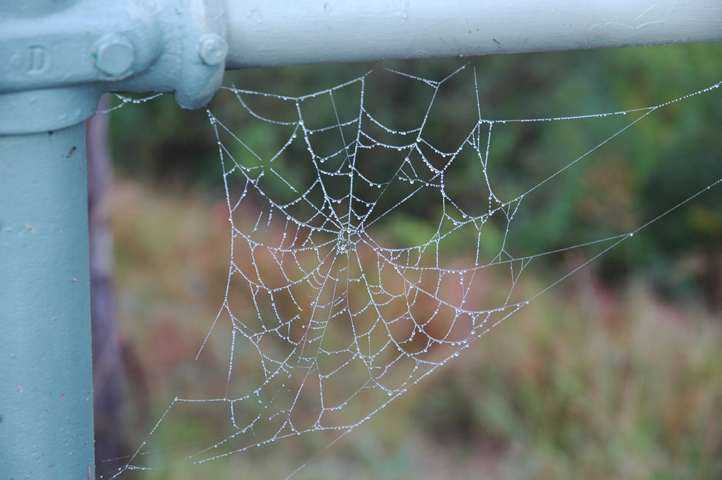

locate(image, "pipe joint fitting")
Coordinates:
0 0 229 134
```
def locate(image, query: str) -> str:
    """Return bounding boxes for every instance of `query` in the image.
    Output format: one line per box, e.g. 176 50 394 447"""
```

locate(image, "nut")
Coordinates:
199 34 228 66
94 34 135 76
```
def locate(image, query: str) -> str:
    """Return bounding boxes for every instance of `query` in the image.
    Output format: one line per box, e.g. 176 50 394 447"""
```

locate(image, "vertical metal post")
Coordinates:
0 122 95 479
0 1 228 475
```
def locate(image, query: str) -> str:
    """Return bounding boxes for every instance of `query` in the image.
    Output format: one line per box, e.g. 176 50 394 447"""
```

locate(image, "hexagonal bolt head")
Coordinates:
199 34 228 66
94 34 135 76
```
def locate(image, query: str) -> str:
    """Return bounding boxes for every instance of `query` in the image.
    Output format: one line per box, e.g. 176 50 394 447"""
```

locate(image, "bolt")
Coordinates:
199 34 228 66
94 34 135 77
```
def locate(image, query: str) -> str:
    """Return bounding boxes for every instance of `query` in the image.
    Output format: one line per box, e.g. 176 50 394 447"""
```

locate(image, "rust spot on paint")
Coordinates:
72 278 77 282
60 392 64 398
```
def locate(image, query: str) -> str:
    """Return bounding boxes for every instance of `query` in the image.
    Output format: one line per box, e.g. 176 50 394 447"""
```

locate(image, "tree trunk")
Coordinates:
87 95 129 477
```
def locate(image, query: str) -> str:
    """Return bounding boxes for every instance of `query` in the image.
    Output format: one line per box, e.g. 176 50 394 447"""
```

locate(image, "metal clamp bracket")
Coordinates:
0 0 228 134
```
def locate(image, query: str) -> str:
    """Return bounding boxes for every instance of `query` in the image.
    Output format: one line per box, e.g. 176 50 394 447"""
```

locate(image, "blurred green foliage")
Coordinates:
112 181 722 480
107 41 722 479
110 42 722 304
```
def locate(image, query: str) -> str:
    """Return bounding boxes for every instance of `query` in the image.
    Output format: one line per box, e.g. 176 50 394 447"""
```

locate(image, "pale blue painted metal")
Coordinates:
1 0 720 125
0 1 229 476
0 0 227 134
225 0 722 69
0 0 720 478
0 87 102 137
0 123 95 479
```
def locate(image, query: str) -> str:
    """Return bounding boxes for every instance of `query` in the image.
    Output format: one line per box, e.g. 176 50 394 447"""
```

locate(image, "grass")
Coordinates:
111 178 722 480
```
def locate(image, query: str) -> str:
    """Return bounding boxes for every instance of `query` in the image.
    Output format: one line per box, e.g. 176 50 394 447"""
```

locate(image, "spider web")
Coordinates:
111 65 721 478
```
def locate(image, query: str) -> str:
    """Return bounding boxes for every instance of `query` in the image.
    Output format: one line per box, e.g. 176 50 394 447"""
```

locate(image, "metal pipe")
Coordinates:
223 0 722 69
0 123 95 479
